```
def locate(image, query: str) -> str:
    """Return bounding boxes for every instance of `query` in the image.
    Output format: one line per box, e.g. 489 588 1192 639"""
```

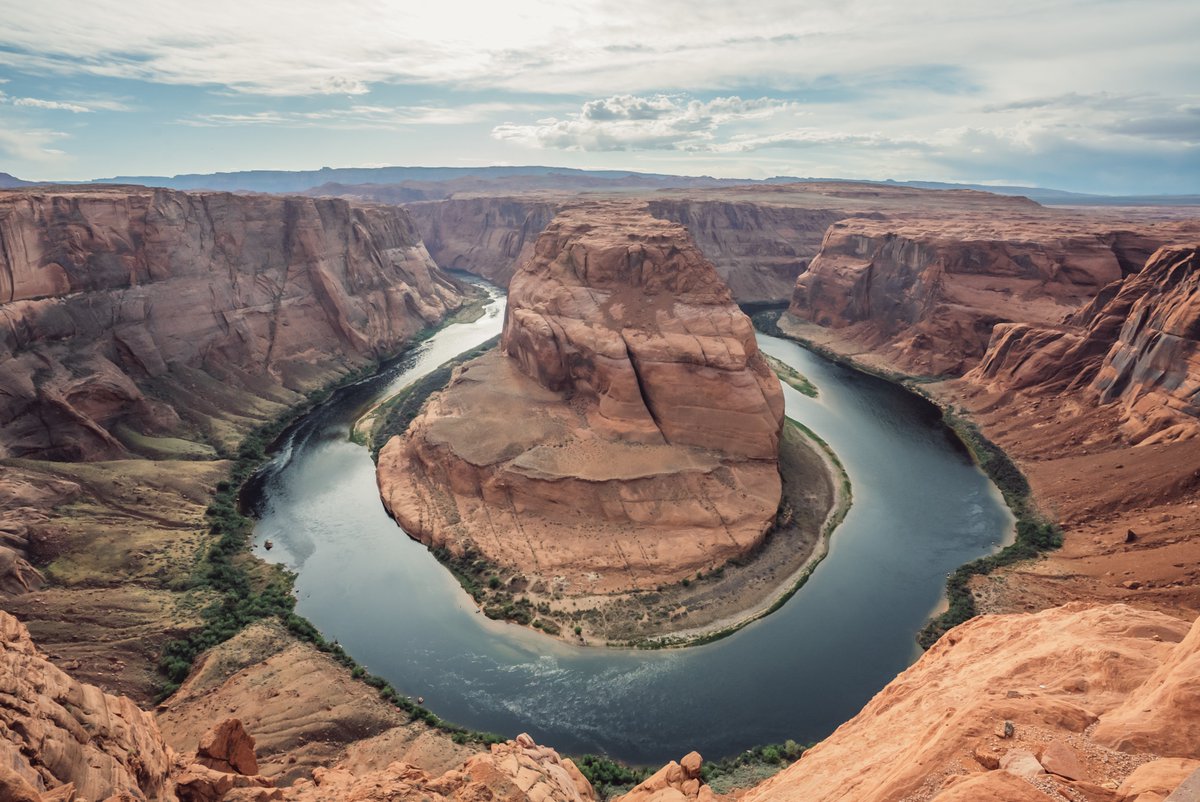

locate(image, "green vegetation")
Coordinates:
369 335 500 459
916 412 1062 648
748 307 1063 649
574 754 653 799
155 335 506 747
764 353 818 397
573 740 809 800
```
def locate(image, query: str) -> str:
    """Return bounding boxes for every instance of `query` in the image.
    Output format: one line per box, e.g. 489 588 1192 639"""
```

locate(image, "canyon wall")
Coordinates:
405 197 559 287
378 202 784 601
408 193 854 303
644 199 850 301
0 187 464 461
970 244 1200 444
788 215 1193 375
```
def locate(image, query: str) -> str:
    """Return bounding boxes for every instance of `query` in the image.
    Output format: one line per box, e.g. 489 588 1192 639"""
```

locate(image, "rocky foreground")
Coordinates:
4 600 1199 802
378 202 787 611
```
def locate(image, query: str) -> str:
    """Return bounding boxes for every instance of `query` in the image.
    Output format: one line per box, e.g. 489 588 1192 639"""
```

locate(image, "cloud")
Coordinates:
181 102 545 129
492 94 797 151
12 97 92 112
0 125 69 162
0 0 1194 100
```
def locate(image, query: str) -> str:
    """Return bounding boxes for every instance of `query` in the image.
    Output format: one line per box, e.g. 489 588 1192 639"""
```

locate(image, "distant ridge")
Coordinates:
0 172 37 188
9 164 1189 206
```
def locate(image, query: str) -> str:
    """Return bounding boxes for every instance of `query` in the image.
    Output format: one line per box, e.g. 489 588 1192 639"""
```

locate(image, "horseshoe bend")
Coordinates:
374 203 842 644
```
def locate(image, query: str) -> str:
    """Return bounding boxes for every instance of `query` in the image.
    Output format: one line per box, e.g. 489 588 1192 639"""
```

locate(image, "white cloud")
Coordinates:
180 102 547 129
0 126 69 162
492 94 798 151
12 97 92 112
0 0 1195 101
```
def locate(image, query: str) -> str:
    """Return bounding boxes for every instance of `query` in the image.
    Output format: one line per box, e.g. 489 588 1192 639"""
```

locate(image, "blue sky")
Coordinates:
0 0 1196 193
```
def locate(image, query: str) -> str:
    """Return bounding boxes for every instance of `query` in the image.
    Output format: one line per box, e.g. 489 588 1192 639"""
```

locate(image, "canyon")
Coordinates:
3 179 1200 802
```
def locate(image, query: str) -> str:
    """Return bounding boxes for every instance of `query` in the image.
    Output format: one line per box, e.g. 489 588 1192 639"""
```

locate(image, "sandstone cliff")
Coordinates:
969 244 1200 444
0 186 464 461
0 610 174 800
405 198 559 287
0 186 465 703
378 202 784 614
738 603 1200 802
645 199 849 302
788 215 1196 375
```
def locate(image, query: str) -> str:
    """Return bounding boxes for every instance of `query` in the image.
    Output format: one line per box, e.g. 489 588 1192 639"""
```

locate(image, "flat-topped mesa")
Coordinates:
378 203 785 600
502 203 784 459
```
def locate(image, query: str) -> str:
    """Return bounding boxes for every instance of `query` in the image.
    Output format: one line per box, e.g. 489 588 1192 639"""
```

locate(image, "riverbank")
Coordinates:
769 311 1061 647
362 342 848 648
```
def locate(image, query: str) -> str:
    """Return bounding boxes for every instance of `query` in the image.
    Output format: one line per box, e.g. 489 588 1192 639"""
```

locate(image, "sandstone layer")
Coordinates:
739 603 1200 802
0 186 465 702
645 199 851 301
406 198 559 287
379 203 784 603
0 186 463 461
0 610 174 800
789 214 1199 375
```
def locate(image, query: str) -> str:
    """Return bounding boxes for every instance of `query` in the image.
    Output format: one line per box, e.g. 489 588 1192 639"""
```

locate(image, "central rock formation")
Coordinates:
378 203 784 598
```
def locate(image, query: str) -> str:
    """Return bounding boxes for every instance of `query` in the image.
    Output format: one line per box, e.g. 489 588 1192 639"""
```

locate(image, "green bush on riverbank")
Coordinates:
916 413 1062 648
749 309 1062 650
155 335 505 747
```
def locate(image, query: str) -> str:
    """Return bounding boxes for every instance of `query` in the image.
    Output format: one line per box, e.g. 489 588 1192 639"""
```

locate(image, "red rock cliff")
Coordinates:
0 187 464 460
788 215 1189 375
378 202 784 599
405 197 559 287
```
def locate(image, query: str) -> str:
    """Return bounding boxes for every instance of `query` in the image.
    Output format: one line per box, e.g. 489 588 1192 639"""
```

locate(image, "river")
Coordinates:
249 281 1013 764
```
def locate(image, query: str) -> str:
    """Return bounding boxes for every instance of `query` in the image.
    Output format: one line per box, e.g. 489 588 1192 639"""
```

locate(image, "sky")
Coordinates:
0 0 1196 194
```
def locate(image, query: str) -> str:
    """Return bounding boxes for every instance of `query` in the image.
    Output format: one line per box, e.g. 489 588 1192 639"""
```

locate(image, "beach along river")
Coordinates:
248 281 1013 764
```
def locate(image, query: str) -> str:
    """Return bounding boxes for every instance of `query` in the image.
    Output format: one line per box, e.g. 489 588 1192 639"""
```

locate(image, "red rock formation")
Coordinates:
406 198 558 287
0 187 464 461
379 203 784 598
643 200 851 302
733 603 1200 802
969 245 1200 444
788 215 1196 375
0 610 174 800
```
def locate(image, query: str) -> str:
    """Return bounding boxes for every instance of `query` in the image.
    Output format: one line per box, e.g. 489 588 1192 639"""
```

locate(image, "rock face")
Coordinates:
0 186 463 460
789 215 1192 375
0 610 174 800
644 200 850 302
406 198 559 287
970 245 1200 444
283 733 593 802
379 203 784 596
737 603 1200 802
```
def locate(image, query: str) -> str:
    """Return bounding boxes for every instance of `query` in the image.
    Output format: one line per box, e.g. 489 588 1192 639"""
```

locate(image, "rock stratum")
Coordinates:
0 186 465 701
0 186 463 462
7 598 1200 802
378 203 784 601
788 213 1199 375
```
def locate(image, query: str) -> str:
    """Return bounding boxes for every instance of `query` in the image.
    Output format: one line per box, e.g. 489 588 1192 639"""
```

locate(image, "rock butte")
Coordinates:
378 202 785 596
